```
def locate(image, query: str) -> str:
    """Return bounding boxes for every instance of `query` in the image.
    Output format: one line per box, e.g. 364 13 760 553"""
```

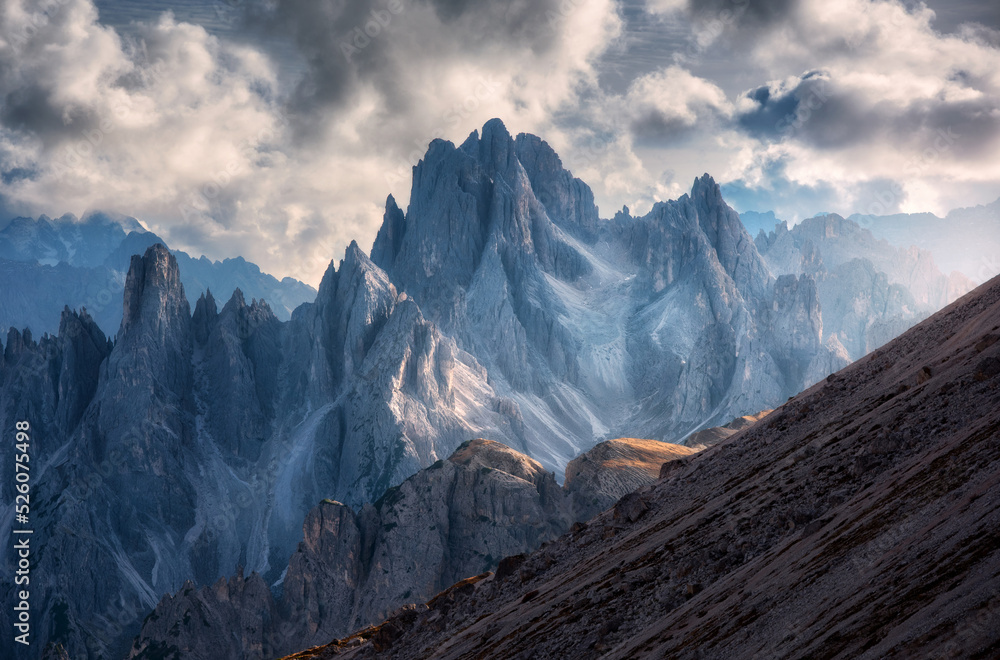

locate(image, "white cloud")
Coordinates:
0 0 628 286
725 0 1000 216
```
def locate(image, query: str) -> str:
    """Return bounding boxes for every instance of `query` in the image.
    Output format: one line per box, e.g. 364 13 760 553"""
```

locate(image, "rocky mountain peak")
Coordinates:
447 438 548 486
513 131 601 242
3 326 30 360
477 118 517 175
690 172 722 200
6 121 980 660
371 195 406 270
216 287 277 331
689 173 768 295
341 240 369 275
224 287 247 310
119 243 190 339
192 290 219 344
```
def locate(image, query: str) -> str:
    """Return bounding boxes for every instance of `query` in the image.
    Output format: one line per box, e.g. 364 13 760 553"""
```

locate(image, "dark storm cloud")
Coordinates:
735 71 881 149
242 0 563 138
0 1 104 147
891 96 1000 162
735 69 1000 158
419 0 564 50
736 81 800 138
244 0 374 115
630 111 698 146
629 99 729 147
923 0 1000 33
1 167 38 185
686 0 798 28
1 85 99 144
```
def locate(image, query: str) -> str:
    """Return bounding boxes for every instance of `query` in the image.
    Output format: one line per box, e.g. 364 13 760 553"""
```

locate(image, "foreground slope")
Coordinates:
293 274 1000 659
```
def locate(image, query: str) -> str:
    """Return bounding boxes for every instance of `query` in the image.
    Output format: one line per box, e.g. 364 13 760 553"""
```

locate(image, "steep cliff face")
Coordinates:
288 274 1000 660
130 438 679 660
131 415 786 660
0 246 300 660
372 121 842 471
0 247 203 660
281 439 568 644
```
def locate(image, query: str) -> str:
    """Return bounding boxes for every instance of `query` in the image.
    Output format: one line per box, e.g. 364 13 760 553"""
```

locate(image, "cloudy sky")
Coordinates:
1 0 999 285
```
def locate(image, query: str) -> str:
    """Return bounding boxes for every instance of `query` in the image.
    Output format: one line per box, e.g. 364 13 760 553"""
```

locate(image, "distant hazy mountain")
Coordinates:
848 199 1000 282
0 211 316 336
741 197 1000 284
738 209 780 237
0 120 973 660
755 213 975 361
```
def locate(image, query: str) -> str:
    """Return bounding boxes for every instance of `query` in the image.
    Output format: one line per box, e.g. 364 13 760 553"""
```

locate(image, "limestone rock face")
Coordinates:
129 436 713 660
373 122 850 474
130 439 570 658
125 572 278 660
288 273 1000 660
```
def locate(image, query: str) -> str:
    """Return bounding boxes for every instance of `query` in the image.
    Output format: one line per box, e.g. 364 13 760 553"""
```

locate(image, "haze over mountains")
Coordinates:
741 201 1000 287
0 211 316 336
0 119 984 660
283 268 1000 660
851 200 1000 283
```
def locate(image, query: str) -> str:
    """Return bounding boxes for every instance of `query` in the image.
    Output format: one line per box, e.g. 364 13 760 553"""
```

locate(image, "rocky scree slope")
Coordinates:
127 437 699 660
288 273 1000 660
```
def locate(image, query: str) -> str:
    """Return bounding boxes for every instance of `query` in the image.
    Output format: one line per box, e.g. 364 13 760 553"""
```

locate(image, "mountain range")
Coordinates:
0 210 316 336
740 200 1000 287
277 269 1000 660
127 436 700 659
850 199 1000 283
0 119 979 659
